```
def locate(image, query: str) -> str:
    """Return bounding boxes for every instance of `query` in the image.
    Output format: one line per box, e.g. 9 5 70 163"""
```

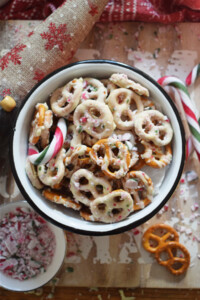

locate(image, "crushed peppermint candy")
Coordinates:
0 207 56 281
186 170 198 183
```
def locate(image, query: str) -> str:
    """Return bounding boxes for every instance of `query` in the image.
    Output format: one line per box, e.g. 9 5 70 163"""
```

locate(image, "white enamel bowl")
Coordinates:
0 201 66 291
10 60 185 236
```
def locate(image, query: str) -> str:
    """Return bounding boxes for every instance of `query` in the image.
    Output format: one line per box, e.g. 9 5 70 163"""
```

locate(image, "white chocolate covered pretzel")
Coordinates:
134 110 173 146
111 130 139 167
50 78 83 117
141 140 172 168
29 102 48 145
25 159 44 189
90 138 131 179
43 189 81 211
107 88 143 130
73 100 115 139
70 169 112 206
40 109 53 148
65 145 93 177
123 171 154 211
110 73 149 97
37 148 65 187
90 189 134 223
81 78 107 102
64 124 82 155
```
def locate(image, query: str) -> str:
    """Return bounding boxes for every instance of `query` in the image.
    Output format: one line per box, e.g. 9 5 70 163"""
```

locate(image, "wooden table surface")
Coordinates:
0 21 200 299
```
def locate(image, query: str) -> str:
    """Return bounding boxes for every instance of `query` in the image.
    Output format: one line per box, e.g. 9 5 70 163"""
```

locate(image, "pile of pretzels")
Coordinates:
26 73 173 223
143 224 190 275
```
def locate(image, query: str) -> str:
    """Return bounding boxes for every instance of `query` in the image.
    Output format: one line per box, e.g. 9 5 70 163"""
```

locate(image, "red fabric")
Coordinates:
0 0 200 22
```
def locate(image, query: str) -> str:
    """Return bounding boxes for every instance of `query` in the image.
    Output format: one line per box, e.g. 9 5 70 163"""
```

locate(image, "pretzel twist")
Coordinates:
70 169 112 206
111 130 139 168
141 140 172 168
134 110 173 146
65 145 93 177
64 124 82 154
29 103 48 145
42 189 81 211
81 78 107 102
25 158 44 190
110 73 149 97
40 110 53 148
90 189 134 223
50 78 83 117
155 241 190 275
73 100 115 139
37 148 65 187
107 88 143 130
90 138 131 179
142 224 179 253
123 170 154 211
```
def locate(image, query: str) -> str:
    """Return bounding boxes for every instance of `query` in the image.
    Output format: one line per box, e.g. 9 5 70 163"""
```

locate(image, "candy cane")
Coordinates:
185 63 200 86
158 76 200 161
28 118 67 165
170 87 194 160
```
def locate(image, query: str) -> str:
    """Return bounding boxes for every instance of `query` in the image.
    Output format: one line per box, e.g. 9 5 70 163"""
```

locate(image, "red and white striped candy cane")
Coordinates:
28 118 67 165
158 76 200 161
185 63 200 86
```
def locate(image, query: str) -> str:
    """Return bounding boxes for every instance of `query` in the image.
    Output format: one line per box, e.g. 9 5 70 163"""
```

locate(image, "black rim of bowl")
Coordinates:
9 59 185 236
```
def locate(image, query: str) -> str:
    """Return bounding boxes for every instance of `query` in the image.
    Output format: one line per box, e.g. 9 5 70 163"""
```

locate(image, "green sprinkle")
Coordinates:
126 98 130 103
124 32 128 35
108 34 113 39
78 125 83 133
38 166 41 171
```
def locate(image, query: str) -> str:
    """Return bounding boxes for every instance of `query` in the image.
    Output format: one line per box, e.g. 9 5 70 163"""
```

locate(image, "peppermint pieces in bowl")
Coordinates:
0 206 56 281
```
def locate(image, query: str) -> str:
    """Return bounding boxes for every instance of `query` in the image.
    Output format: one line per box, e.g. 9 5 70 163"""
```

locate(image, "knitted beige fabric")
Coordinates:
0 0 108 102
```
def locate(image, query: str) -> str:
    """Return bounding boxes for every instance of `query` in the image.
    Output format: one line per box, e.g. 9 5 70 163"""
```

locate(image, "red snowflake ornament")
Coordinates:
0 44 26 71
40 23 72 52
33 69 45 82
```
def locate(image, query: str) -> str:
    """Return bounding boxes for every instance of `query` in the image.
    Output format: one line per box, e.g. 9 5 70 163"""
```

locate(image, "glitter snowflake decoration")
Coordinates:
0 44 26 71
40 23 72 52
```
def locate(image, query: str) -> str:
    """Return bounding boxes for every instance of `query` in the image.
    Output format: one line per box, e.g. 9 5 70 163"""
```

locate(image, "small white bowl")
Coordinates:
10 60 185 236
0 201 66 292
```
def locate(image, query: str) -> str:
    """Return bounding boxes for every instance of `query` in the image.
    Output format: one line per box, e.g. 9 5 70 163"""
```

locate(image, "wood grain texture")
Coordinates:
1 287 200 300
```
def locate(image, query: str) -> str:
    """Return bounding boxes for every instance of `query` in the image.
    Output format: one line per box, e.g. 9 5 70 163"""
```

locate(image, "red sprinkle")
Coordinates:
133 229 140 235
80 117 87 123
